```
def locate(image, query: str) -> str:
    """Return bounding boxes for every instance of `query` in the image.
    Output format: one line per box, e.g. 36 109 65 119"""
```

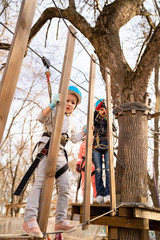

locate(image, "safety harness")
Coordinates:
80 157 95 176
14 132 69 196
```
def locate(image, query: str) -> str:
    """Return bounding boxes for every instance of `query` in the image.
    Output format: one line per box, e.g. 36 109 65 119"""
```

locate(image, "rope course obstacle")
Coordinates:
1 1 160 240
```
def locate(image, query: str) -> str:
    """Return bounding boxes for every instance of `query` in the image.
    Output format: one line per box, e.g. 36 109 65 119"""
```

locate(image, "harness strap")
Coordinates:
81 165 95 176
14 139 50 196
14 133 69 196
55 163 69 179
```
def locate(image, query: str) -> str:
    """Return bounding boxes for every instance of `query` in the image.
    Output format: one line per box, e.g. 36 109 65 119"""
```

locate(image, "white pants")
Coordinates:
24 143 70 224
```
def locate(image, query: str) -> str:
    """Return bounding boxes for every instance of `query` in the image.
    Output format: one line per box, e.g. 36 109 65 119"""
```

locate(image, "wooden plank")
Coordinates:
0 0 37 144
134 207 160 221
118 207 134 217
0 234 32 240
38 26 77 233
105 68 116 215
82 54 96 230
80 216 149 230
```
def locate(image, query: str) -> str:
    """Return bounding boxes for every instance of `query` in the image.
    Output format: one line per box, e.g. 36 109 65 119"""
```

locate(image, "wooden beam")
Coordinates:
0 234 32 240
82 54 96 230
38 26 77 233
105 68 116 215
80 216 149 230
140 230 149 240
0 0 37 144
118 207 134 217
134 208 160 221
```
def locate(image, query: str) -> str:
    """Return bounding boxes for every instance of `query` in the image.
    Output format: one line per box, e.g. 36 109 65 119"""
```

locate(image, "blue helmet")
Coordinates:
68 86 82 104
95 99 105 108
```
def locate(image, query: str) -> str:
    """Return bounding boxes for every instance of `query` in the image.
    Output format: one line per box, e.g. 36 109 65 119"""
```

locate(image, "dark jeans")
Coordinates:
92 149 110 197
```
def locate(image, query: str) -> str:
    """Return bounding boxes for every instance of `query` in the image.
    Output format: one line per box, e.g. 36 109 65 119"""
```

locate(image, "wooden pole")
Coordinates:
105 67 116 216
38 26 77 232
0 0 37 144
82 54 96 230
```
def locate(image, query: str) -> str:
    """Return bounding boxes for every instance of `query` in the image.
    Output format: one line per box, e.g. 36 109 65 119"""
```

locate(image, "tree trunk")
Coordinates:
116 111 148 239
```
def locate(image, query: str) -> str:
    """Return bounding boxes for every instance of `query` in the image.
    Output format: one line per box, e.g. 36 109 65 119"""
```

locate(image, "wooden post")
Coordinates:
108 227 118 240
38 26 77 232
82 55 96 230
0 0 37 144
105 67 116 215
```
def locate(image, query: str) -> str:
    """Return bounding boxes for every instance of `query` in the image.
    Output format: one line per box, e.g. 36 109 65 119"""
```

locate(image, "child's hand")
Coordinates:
49 94 61 109
76 163 81 173
83 125 87 134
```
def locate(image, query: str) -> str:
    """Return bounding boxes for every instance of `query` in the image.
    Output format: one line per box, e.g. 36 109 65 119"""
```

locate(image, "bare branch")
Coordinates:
133 23 160 97
69 0 76 9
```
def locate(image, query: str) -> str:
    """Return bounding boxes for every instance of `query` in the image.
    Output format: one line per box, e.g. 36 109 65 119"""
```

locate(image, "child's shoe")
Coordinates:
93 195 104 204
104 195 110 203
22 218 43 238
55 220 76 233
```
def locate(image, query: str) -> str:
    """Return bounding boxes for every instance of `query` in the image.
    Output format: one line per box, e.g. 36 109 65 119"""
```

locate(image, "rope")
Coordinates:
43 203 124 236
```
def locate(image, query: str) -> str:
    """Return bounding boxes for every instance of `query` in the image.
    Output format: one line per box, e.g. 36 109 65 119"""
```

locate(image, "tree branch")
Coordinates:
69 0 76 9
133 23 160 98
28 6 93 46
0 42 10 50
96 0 144 31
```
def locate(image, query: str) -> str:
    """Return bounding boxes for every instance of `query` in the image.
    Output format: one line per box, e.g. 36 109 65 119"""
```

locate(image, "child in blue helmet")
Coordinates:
23 86 86 237
92 99 110 204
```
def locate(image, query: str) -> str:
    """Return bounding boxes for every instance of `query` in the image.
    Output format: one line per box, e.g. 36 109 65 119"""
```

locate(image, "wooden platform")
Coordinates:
71 202 160 231
0 234 32 240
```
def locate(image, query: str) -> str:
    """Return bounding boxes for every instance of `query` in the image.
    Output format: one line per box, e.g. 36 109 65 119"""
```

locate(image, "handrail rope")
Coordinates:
43 203 124 236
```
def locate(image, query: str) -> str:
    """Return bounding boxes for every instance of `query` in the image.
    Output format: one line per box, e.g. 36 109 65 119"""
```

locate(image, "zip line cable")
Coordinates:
0 21 90 97
51 0 124 97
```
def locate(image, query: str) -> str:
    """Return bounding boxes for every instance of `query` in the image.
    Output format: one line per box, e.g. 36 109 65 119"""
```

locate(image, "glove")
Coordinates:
49 94 60 109
76 163 81 173
96 100 106 111
83 125 87 134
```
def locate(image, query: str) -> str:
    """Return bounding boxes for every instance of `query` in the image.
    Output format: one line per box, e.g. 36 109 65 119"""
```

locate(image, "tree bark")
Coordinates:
116 111 148 202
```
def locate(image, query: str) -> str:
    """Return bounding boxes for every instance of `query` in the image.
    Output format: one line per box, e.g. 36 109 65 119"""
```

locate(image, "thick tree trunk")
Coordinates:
116 111 148 240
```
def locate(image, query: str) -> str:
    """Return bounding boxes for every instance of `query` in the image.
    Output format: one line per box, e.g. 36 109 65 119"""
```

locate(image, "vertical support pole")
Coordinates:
105 67 116 215
38 26 77 232
108 227 118 240
0 0 37 144
82 54 96 230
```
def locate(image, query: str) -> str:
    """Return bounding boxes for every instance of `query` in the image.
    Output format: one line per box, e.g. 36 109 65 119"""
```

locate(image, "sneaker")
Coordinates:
104 195 110 203
55 220 76 233
93 197 97 204
22 218 43 238
93 195 104 204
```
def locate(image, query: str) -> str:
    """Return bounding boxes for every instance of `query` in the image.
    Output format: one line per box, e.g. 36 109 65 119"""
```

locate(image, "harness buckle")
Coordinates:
41 148 48 155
